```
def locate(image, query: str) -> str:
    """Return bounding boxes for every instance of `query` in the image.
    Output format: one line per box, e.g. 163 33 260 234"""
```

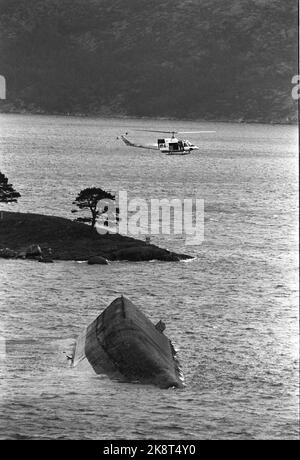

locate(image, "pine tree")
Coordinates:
0 171 21 220
0 171 21 204
72 187 115 230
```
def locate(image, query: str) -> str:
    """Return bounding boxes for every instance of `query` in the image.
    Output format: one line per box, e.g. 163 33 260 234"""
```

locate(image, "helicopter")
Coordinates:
119 129 215 155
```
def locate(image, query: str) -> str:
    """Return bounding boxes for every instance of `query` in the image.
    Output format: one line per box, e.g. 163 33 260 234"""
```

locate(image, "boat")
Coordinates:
71 296 184 389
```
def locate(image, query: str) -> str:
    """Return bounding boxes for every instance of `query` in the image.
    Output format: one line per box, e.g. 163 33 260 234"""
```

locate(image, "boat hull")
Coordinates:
72 296 184 388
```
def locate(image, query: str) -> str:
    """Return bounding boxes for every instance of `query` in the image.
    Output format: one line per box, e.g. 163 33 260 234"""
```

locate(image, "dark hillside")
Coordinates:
0 0 298 122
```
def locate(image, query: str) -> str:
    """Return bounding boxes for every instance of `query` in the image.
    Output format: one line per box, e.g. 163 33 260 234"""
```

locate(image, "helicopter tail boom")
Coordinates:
120 135 158 150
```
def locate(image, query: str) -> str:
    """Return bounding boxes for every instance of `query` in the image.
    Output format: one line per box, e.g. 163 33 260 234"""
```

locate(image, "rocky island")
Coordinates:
0 211 191 263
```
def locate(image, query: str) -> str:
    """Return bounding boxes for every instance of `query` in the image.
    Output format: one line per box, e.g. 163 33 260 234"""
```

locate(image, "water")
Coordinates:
0 114 298 439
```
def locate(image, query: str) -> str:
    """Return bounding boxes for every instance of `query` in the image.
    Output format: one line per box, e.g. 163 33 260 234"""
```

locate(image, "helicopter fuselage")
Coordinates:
158 137 198 155
120 134 200 155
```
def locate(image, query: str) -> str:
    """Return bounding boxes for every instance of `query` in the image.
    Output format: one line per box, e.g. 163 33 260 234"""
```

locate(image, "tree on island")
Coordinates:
72 187 115 230
0 172 21 219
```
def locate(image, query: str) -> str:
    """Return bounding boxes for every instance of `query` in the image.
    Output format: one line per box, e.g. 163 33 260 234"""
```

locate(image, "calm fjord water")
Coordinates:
0 114 298 440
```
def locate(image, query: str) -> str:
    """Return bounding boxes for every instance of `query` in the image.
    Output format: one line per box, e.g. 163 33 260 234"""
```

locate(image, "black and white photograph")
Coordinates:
0 0 299 442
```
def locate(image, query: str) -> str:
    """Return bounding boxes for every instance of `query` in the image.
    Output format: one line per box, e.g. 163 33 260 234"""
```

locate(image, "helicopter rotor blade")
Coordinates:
127 129 216 135
177 131 216 134
133 129 178 134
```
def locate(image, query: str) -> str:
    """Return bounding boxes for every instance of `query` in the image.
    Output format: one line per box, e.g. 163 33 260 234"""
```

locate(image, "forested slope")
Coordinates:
0 0 298 122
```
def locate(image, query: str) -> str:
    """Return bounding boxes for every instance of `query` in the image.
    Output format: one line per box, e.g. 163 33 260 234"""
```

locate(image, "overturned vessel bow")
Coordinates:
72 296 184 389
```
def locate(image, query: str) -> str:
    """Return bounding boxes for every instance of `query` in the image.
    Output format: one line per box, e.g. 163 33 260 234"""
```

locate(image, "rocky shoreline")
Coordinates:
0 211 192 264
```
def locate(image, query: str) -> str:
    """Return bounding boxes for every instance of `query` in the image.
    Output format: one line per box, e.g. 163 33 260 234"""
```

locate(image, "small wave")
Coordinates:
39 393 61 400
180 257 198 263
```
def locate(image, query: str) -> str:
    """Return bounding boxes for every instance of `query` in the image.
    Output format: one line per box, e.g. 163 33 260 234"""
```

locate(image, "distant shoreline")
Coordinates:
0 211 192 263
0 107 297 126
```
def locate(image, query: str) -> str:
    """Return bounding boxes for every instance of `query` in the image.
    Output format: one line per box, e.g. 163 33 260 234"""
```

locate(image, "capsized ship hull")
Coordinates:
72 296 184 389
